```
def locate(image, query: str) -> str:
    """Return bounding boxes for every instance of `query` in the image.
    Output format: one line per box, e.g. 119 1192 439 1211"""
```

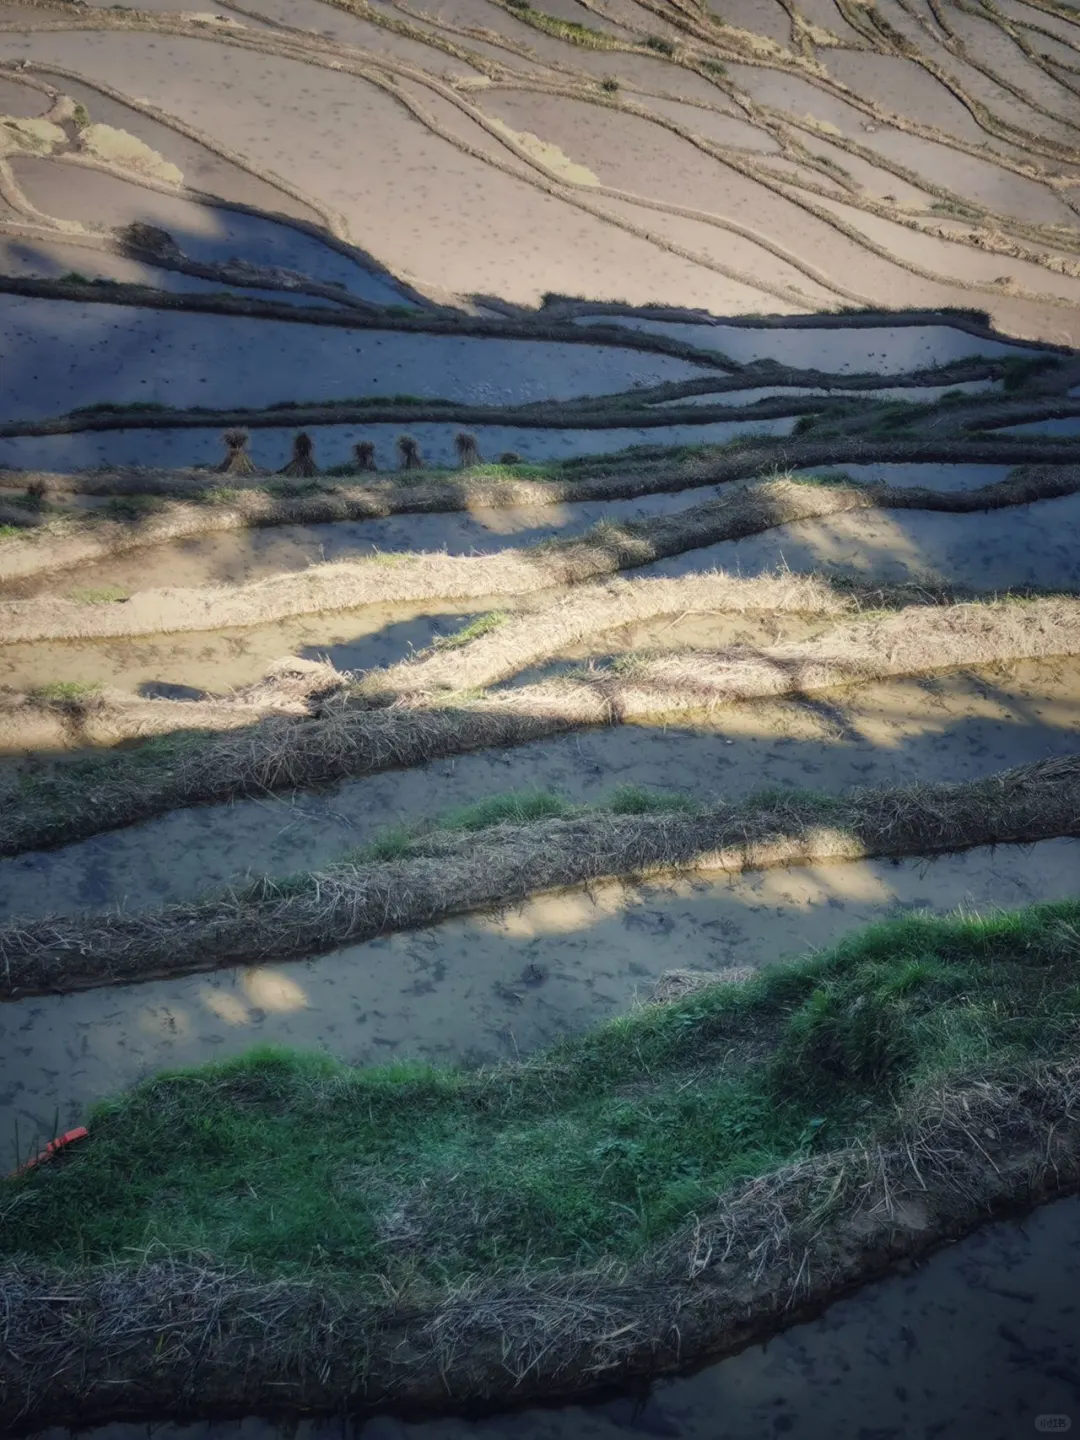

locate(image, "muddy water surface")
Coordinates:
0 594 521 696
3 837 1078 1165
25 1185 1080 1436
644 492 1080 591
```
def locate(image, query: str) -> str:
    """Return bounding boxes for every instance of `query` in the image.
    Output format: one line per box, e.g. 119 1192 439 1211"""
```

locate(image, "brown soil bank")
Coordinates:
4 469 1080 643
4 899 1080 1431
3 755 1078 996
4 594 1077 857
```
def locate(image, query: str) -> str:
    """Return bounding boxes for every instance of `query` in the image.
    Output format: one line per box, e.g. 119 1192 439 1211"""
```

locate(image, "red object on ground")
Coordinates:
12 1126 89 1177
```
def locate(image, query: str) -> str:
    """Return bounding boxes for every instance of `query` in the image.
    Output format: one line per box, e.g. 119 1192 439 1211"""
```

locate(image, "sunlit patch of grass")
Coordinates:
68 585 129 604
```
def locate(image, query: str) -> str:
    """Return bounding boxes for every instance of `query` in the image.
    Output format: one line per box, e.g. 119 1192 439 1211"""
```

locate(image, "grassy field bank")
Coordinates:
4 902 1080 1428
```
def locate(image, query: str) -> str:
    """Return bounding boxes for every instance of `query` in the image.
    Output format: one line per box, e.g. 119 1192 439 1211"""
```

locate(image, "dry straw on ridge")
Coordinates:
353 440 378 472
4 755 1080 996
279 433 319 478
217 429 257 476
398 435 424 471
454 431 483 469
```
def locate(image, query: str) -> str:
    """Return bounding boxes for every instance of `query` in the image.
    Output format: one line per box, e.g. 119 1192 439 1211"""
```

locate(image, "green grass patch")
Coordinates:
436 788 572 831
504 0 617 47
3 902 1079 1278
68 401 168 416
0 524 22 539
190 485 241 506
28 681 104 705
68 585 129 604
102 494 167 521
999 356 1061 393
432 611 509 650
606 784 700 815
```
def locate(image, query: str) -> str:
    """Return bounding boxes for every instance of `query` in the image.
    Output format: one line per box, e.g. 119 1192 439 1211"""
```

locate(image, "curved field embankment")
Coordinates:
5 1045 1078 1431
361 582 1079 697
3 437 1077 586
4 594 1078 858
3 754 1079 997
4 467 1080 639
0 570 1022 751
0 657 341 753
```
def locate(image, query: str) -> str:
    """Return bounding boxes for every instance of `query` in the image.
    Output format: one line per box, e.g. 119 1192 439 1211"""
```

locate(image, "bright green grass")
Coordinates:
68 585 129 604
431 611 509 650
4 902 1078 1280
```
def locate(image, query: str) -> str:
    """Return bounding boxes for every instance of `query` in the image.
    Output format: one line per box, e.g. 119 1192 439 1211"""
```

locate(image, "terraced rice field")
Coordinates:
2 0 1080 1428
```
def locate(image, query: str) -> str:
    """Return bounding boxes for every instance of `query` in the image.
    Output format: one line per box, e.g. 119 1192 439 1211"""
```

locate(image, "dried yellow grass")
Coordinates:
361 571 953 697
1 445 1075 586
5 596 1078 857
5 468 1077 643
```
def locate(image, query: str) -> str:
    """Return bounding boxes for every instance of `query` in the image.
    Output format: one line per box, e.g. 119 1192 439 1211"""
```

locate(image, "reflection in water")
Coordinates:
25 1193 1080 1438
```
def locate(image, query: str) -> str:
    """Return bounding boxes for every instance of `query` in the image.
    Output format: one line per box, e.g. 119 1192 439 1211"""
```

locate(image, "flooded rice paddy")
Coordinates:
4 649 1079 910
4 0 1080 1418
645 491 1080 592
0 296 709 420
573 317 1041 371
4 838 1078 1166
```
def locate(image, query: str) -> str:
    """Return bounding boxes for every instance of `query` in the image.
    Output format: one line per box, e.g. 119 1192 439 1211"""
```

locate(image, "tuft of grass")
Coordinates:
436 788 573 832
3 903 1080 1282
102 494 167 521
191 485 240 506
0 524 21 539
69 401 168 416
606 785 700 816
432 611 509 650
71 101 90 130
68 585 128 604
503 0 616 46
28 680 104 705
